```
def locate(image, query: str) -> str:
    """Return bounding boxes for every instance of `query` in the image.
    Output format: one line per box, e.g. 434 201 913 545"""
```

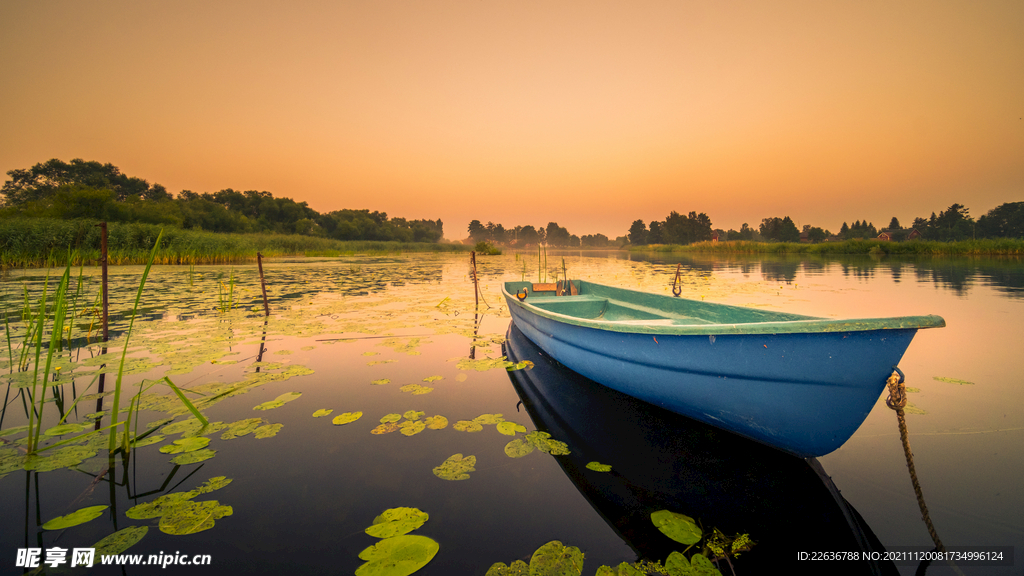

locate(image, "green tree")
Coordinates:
627 219 647 245
977 202 1024 238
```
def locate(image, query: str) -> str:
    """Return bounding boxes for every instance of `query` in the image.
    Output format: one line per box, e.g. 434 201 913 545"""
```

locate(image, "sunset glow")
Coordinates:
1 0 1021 239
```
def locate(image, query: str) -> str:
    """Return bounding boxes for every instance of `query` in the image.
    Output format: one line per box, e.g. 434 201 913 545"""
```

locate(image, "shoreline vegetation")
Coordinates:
0 218 468 268
631 238 1024 256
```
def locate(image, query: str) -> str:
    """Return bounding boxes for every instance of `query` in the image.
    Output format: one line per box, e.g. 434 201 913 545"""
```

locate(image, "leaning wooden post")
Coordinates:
257 252 271 316
470 251 479 310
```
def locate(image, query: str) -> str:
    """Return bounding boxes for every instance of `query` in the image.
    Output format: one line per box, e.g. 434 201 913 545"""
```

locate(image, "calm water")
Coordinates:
1 252 1021 575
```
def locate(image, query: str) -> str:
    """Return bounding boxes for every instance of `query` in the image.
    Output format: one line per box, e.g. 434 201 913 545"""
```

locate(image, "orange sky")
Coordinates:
1 0 1021 239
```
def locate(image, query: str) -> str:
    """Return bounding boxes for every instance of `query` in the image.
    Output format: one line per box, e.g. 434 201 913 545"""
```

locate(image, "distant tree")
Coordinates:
518 225 541 245
759 216 799 242
2 158 169 206
468 220 487 242
647 221 665 244
888 216 901 231
545 222 572 246
627 219 647 245
977 202 1024 238
839 222 850 238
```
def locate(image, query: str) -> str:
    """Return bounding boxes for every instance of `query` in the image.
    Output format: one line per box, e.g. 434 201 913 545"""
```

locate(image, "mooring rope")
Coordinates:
885 369 965 576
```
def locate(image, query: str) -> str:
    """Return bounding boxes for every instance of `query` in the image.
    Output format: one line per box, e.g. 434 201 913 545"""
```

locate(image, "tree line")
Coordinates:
467 220 626 248
0 158 444 243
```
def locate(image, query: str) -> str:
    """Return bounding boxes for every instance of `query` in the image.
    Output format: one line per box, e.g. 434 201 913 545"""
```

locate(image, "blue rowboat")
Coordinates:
501 280 945 457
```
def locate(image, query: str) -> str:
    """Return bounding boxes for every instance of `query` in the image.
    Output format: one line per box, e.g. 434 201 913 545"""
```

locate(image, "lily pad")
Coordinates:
132 434 165 448
221 418 265 440
171 449 217 465
526 431 571 455
44 423 86 436
355 534 439 576
333 412 363 426
433 453 476 481
504 439 535 458
453 420 482 432
496 422 527 436
423 375 443 382
507 360 534 371
595 563 644 576
0 425 29 437
254 423 284 439
42 505 108 530
380 413 402 423
403 410 424 421
254 391 302 411
313 409 334 417
365 507 429 538
664 551 721 576
651 510 702 545
158 500 233 535
93 526 149 556
23 445 96 472
455 356 515 371
586 462 612 472
372 422 401 435
473 414 504 425
371 379 391 386
424 415 448 430
401 421 426 436
529 540 584 576
159 437 211 454
399 384 433 395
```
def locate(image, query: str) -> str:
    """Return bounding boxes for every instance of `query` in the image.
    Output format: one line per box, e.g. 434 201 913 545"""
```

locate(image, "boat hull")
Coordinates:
504 285 921 457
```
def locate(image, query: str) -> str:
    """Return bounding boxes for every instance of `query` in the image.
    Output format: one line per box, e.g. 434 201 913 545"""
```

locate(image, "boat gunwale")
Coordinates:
502 280 946 336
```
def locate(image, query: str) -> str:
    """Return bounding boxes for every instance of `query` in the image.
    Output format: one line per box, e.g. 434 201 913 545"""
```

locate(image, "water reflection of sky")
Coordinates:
1 252 1022 575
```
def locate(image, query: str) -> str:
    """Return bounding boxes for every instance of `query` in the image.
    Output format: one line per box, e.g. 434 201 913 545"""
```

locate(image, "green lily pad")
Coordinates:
504 438 535 458
904 403 927 414
455 356 515 371
423 375 443 382
380 413 402 423
371 379 391 386
496 422 527 436
473 414 504 425
171 449 217 465
254 391 302 411
433 453 476 481
651 510 702 545
44 423 86 436
400 421 426 436
158 500 233 535
526 431 571 455
595 563 644 576
529 540 584 576
159 437 210 454
507 360 534 371
334 412 363 425
23 445 96 472
313 409 334 418
42 505 108 530
254 423 284 439
403 410 425 421
424 415 448 430
93 526 149 556
372 423 401 435
399 384 433 395
664 551 721 576
365 507 429 538
221 418 265 440
586 462 612 472
132 434 165 448
1 425 30 437
454 420 483 432
486 560 530 576
355 534 439 576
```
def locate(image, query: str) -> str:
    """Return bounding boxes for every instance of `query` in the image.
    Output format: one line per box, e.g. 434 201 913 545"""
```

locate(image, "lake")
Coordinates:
1 251 1021 575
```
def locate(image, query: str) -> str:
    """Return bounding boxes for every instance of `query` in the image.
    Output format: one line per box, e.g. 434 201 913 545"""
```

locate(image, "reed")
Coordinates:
0 218 470 268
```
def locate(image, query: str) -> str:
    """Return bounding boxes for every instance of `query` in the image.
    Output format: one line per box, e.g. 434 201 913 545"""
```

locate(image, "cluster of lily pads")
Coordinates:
357 507 439 576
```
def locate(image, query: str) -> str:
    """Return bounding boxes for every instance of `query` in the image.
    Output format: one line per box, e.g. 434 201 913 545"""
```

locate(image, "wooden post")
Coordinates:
257 252 270 316
471 251 479 310
99 222 109 342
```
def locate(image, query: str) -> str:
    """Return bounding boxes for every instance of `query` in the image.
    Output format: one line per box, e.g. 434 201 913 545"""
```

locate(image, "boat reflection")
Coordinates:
503 323 898 575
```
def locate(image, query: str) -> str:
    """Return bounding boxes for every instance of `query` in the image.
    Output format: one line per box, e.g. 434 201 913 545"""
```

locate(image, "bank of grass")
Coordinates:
634 238 1024 256
0 218 469 267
